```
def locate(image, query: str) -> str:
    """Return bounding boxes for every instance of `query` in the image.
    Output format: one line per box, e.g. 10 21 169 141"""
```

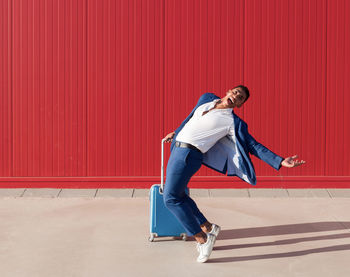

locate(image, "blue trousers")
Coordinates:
163 146 208 236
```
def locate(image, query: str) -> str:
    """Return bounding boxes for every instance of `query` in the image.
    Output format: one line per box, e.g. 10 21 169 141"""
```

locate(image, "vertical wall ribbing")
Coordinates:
1 0 349 188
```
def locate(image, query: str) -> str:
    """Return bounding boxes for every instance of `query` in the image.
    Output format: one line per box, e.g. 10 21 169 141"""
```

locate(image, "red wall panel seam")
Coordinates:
324 0 328 176
10 0 14 177
86 0 88 177
162 0 165 138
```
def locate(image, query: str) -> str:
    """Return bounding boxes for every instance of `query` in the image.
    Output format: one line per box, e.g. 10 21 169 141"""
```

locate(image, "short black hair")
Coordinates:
233 85 250 103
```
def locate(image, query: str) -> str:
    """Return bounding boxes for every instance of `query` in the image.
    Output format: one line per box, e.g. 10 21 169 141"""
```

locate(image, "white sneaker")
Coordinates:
196 233 216 263
209 224 221 240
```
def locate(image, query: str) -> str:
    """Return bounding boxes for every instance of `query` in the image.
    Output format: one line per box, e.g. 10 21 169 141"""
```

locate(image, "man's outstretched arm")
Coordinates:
244 123 305 170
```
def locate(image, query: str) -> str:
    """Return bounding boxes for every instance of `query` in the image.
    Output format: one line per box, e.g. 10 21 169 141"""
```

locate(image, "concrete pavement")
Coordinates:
0 190 350 276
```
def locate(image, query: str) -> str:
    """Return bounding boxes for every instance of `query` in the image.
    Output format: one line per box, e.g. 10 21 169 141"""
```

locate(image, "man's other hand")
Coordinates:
164 132 175 143
281 155 306 168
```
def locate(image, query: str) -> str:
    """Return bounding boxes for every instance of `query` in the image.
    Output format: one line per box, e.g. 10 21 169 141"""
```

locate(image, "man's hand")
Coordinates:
164 132 175 143
281 155 306 168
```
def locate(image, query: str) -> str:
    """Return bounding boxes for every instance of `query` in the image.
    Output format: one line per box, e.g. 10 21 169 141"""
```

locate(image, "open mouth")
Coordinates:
228 98 234 105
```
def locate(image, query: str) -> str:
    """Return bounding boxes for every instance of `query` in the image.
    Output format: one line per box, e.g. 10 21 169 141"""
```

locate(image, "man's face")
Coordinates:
221 87 247 108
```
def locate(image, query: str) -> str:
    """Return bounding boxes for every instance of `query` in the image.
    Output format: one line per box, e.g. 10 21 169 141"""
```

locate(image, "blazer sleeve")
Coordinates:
242 122 284 170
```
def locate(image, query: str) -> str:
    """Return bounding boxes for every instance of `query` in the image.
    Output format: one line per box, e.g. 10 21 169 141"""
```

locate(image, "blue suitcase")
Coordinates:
148 138 188 242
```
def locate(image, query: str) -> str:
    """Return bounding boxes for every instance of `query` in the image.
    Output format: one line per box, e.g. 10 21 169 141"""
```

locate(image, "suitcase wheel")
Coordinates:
149 233 157 242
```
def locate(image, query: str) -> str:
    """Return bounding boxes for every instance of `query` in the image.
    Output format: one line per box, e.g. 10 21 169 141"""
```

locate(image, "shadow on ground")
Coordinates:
210 221 350 263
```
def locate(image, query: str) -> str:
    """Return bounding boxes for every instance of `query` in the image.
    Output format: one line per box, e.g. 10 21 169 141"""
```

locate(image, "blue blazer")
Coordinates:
170 93 284 185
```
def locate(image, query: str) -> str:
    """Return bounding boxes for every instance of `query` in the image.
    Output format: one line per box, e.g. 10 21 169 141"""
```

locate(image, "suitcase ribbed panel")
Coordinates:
149 185 187 238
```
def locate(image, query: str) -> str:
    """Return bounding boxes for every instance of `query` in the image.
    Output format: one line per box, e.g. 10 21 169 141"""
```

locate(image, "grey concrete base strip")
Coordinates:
190 189 210 198
58 189 97 198
328 189 350 198
0 188 348 198
0 189 26 197
23 189 61 198
96 189 133 198
249 188 289 198
287 189 331 198
209 189 249 197
132 189 149 198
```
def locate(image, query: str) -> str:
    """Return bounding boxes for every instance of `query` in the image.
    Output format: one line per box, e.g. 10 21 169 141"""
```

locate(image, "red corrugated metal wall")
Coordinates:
0 0 349 188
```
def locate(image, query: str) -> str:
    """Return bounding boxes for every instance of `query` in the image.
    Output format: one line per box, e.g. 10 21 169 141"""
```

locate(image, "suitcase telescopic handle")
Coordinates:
160 138 167 193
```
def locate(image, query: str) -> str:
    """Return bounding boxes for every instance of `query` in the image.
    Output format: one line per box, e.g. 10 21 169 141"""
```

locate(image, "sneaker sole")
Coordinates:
197 256 209 263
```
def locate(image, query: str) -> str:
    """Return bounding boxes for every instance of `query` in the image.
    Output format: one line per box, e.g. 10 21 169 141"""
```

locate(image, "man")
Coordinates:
163 85 305 263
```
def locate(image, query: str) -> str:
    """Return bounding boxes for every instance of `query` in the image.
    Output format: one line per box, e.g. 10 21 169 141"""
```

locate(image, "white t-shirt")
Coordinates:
176 100 235 153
